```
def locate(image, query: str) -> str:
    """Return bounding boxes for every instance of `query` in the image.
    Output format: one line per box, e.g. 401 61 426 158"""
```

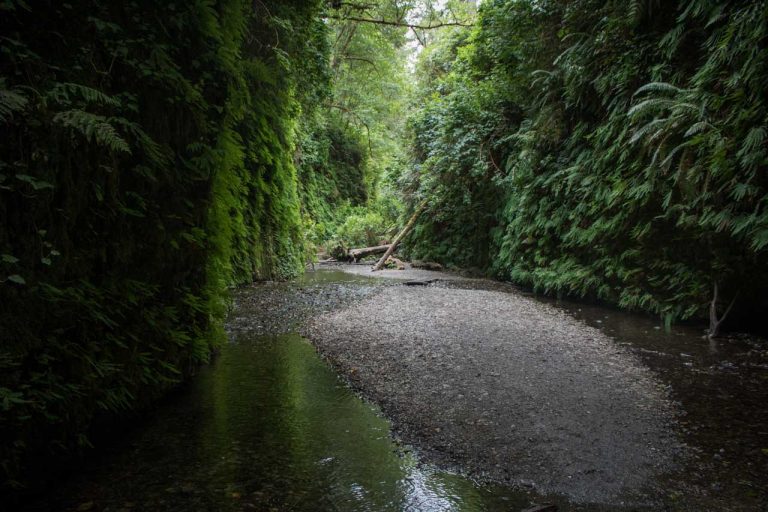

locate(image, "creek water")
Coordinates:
551 297 768 508
30 268 767 511
58 333 521 511
33 270 527 512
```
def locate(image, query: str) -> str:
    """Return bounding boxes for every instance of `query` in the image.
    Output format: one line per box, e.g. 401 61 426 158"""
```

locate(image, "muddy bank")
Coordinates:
306 281 682 507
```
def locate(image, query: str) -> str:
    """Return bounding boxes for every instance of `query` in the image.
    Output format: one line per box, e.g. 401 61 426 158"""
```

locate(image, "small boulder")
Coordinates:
385 256 405 270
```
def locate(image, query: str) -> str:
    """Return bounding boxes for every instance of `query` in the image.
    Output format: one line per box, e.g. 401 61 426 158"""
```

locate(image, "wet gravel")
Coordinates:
330 262 469 282
305 268 683 507
227 275 393 337
228 264 768 510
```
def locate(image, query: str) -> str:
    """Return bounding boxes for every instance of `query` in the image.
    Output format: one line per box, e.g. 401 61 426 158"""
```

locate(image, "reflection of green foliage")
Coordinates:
407 0 768 322
133 331 517 510
0 0 327 487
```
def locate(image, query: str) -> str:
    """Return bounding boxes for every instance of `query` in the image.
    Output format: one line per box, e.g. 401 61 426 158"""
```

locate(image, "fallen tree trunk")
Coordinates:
348 244 391 262
372 199 428 271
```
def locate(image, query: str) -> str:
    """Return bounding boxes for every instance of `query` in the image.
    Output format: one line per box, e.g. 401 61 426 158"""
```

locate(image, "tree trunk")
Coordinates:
708 282 739 339
347 244 391 262
709 282 720 338
372 199 428 271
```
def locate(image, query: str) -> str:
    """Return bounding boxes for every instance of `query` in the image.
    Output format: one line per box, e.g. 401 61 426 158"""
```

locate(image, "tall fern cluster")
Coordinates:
407 0 768 326
0 0 326 488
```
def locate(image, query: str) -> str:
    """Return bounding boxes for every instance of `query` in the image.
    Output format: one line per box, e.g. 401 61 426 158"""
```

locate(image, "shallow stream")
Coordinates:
31 268 768 511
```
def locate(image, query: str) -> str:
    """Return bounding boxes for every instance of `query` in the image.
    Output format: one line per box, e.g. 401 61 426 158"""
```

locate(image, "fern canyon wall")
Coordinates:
0 0 327 487
2 0 767 497
404 0 768 328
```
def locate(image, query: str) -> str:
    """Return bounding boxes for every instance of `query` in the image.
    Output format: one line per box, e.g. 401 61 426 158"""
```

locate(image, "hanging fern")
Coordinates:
46 82 121 107
52 109 131 153
0 87 27 122
407 0 768 334
0 0 328 492
632 81 685 96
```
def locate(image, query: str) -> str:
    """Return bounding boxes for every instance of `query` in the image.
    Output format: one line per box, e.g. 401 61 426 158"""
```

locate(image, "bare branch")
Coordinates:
411 26 426 47
331 1 377 10
342 56 379 69
324 103 373 155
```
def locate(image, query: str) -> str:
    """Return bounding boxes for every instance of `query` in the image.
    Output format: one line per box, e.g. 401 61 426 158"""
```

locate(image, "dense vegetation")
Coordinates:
296 1 412 252
405 0 768 327
0 0 327 488
2 0 766 495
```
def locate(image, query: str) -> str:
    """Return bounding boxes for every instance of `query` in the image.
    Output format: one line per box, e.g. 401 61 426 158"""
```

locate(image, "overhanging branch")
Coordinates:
324 103 373 155
324 14 473 30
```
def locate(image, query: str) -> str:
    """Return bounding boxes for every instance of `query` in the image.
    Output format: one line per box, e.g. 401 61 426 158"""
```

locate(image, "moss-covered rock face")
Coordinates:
0 0 326 487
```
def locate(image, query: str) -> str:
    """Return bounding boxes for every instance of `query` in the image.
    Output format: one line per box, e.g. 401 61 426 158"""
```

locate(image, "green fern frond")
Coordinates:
751 229 768 251
659 142 689 170
669 102 701 113
47 82 121 107
633 82 684 97
53 109 131 153
627 98 675 118
741 126 766 153
111 117 170 166
629 117 667 144
683 121 713 137
0 88 28 122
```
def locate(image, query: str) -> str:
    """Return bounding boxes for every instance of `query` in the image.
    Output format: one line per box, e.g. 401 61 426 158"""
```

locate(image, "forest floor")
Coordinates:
305 263 682 507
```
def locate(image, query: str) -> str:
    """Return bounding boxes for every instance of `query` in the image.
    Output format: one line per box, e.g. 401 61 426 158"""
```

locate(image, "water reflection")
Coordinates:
41 332 523 512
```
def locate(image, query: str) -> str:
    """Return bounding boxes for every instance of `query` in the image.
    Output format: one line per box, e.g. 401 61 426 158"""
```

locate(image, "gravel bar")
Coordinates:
305 271 682 506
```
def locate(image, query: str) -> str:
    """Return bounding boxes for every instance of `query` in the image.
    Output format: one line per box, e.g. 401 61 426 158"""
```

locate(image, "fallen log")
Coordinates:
403 279 439 286
372 199 428 271
411 260 443 271
347 244 391 262
522 505 557 512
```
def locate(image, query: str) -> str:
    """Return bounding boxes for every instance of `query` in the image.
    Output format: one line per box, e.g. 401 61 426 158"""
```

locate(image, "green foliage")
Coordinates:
296 1 413 250
297 114 370 224
407 0 768 323
0 0 327 488
335 209 389 248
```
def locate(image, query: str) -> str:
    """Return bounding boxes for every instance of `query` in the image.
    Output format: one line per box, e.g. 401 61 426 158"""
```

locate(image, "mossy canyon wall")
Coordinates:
0 0 327 487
